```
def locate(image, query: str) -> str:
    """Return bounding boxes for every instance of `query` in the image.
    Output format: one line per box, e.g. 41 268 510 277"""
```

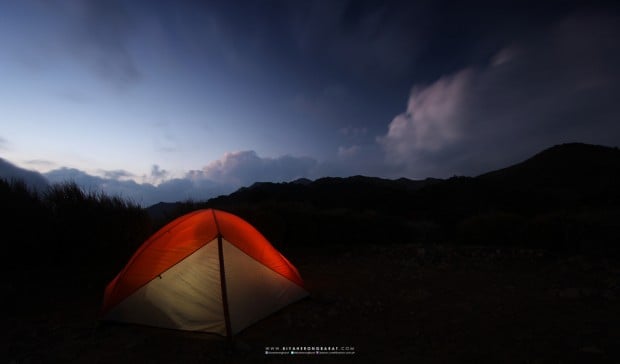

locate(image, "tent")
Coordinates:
101 209 308 336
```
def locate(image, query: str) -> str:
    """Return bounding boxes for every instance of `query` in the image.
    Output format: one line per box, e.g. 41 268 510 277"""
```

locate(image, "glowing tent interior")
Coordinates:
100 209 308 336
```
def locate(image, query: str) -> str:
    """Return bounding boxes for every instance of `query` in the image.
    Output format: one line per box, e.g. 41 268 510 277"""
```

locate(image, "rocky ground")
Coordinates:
5 243 620 363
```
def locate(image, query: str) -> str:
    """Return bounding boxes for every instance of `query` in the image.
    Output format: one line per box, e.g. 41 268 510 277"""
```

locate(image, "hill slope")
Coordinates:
163 142 619 253
0 158 49 191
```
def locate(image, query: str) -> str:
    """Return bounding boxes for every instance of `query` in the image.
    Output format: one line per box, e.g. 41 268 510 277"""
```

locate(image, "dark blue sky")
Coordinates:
1 0 619 205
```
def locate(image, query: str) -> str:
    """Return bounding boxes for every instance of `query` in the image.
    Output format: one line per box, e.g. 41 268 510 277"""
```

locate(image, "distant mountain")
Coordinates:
478 142 620 188
408 143 620 218
163 142 620 218
478 142 620 211
192 142 620 252
208 175 441 215
0 158 49 191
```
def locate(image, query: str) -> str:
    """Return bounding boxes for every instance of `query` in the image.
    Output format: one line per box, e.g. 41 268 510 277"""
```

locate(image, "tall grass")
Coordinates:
1 179 152 280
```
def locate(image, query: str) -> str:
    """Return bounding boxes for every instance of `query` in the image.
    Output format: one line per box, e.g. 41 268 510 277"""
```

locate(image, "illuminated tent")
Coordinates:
101 209 308 336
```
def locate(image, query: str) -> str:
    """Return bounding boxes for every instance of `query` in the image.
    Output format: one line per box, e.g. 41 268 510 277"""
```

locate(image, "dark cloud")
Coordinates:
20 0 142 88
288 0 423 83
379 12 620 178
68 0 141 88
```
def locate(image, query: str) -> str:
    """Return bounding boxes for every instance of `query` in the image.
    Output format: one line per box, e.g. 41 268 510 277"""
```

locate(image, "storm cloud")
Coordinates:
379 12 620 178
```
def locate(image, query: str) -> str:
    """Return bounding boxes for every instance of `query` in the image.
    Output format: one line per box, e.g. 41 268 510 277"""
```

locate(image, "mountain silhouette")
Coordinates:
159 142 619 253
0 158 49 191
200 142 618 213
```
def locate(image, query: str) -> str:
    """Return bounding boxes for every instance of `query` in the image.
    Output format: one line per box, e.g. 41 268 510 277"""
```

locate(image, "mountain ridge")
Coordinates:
208 142 619 204
153 142 619 253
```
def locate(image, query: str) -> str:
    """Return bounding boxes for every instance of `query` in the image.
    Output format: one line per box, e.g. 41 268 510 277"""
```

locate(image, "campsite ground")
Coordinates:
5 243 620 363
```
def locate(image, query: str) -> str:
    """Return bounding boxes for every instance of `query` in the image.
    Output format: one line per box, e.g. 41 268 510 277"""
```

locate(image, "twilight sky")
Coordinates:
1 0 619 205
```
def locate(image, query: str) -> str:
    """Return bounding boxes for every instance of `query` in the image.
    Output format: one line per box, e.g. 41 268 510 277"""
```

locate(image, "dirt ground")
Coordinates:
4 243 620 363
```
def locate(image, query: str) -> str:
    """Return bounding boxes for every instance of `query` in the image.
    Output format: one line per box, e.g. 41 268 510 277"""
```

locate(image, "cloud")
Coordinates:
67 0 141 88
378 12 620 178
491 46 519 67
289 1 422 81
23 159 58 172
150 165 168 181
199 150 319 187
44 167 228 207
17 0 142 88
35 150 321 206
102 169 135 180
0 136 7 151
378 69 472 159
337 145 361 159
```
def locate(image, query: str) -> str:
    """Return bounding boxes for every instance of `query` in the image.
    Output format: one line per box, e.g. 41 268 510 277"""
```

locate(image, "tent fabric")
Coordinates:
101 209 307 336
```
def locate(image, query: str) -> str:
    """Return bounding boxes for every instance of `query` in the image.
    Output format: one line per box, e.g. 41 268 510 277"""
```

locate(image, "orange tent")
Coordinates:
101 209 307 336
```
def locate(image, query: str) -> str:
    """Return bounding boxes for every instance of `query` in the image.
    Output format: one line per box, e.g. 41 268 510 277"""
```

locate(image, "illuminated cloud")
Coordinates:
378 13 620 178
200 150 318 186
379 69 472 159
146 165 169 185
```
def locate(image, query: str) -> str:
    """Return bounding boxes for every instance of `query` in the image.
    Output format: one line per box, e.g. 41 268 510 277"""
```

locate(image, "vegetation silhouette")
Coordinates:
156 143 620 256
2 142 618 284
3 142 620 363
1 180 151 281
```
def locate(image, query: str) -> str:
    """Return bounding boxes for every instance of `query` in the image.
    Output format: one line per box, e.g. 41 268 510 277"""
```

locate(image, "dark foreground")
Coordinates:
5 244 620 363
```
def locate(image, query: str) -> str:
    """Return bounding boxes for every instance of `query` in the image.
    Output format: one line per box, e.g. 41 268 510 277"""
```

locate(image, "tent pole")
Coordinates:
218 233 233 342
